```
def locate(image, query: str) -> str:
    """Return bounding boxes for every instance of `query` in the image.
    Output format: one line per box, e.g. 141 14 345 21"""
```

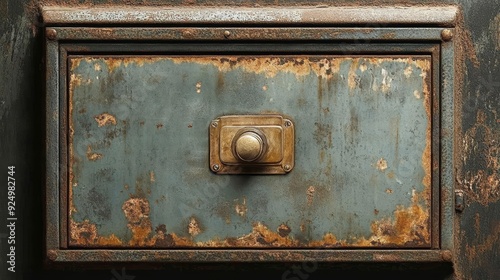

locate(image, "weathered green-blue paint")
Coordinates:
69 55 431 247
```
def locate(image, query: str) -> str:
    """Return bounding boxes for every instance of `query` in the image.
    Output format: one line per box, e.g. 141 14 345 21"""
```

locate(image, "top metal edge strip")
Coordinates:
41 5 459 27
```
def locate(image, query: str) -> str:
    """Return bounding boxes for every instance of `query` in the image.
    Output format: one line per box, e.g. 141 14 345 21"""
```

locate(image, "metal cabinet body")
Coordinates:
1 1 499 279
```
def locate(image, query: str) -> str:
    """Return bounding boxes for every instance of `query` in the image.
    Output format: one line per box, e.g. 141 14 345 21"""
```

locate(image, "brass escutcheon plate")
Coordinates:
209 115 294 174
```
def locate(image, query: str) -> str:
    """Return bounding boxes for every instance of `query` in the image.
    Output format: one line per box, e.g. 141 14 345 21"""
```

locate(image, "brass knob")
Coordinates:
232 129 267 162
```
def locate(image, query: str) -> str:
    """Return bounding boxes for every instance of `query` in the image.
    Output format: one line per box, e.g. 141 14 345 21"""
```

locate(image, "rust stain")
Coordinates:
456 12 480 68
86 145 102 161
277 223 292 238
235 198 247 217
306 186 315 206
414 56 432 209
376 158 388 171
355 190 430 246
347 59 359 90
188 217 202 237
122 198 152 246
94 113 117 127
69 219 122 246
169 56 343 79
462 110 500 205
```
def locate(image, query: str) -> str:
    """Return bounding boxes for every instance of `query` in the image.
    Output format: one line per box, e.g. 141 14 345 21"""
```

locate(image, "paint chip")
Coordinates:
196 81 202 93
94 113 116 127
376 158 388 171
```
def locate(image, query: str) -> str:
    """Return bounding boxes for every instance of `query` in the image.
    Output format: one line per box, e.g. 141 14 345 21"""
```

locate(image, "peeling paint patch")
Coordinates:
149 171 155 183
462 111 500 205
380 68 392 93
86 145 102 161
94 113 116 127
376 158 388 171
404 66 413 78
69 220 122 246
169 56 343 79
306 186 315 206
195 81 202 93
235 198 247 217
122 198 152 246
188 217 202 237
413 90 421 99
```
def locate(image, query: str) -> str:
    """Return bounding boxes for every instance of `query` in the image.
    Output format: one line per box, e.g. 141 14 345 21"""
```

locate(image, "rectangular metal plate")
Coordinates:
44 6 458 263
67 55 432 248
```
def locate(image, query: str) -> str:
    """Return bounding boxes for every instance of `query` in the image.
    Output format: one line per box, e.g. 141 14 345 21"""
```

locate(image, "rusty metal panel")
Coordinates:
43 6 459 265
67 54 433 249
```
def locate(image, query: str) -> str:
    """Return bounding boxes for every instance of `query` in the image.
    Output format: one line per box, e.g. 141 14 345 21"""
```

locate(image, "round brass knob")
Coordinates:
232 129 267 162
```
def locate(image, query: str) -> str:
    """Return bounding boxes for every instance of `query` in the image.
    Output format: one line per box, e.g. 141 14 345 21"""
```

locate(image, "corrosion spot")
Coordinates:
277 223 292 237
156 123 164 129
262 85 268 91
386 188 393 194
188 217 202 237
374 209 379 215
94 113 116 127
188 123 193 128
69 219 122 246
376 158 388 171
86 146 102 161
413 90 421 99
356 191 430 246
122 198 152 246
306 186 315 206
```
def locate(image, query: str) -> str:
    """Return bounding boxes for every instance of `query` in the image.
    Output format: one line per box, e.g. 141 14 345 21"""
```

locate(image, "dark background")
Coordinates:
1 0 499 279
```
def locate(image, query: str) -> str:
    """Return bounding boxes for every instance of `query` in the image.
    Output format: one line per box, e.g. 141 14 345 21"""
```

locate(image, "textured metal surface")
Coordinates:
41 5 459 26
67 54 433 248
6 0 500 278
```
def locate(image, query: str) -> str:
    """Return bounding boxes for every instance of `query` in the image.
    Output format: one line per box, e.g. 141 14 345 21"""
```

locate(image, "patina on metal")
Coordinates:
211 114 294 174
42 5 459 265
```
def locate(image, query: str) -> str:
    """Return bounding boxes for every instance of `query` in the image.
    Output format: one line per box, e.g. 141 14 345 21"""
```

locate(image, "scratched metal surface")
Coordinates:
68 55 431 248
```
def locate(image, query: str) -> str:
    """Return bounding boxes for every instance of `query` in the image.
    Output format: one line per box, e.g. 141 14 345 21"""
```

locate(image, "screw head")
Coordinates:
283 164 291 172
211 121 218 128
223 30 231 38
46 28 57 40
212 164 220 172
284 120 292 127
441 29 453 41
